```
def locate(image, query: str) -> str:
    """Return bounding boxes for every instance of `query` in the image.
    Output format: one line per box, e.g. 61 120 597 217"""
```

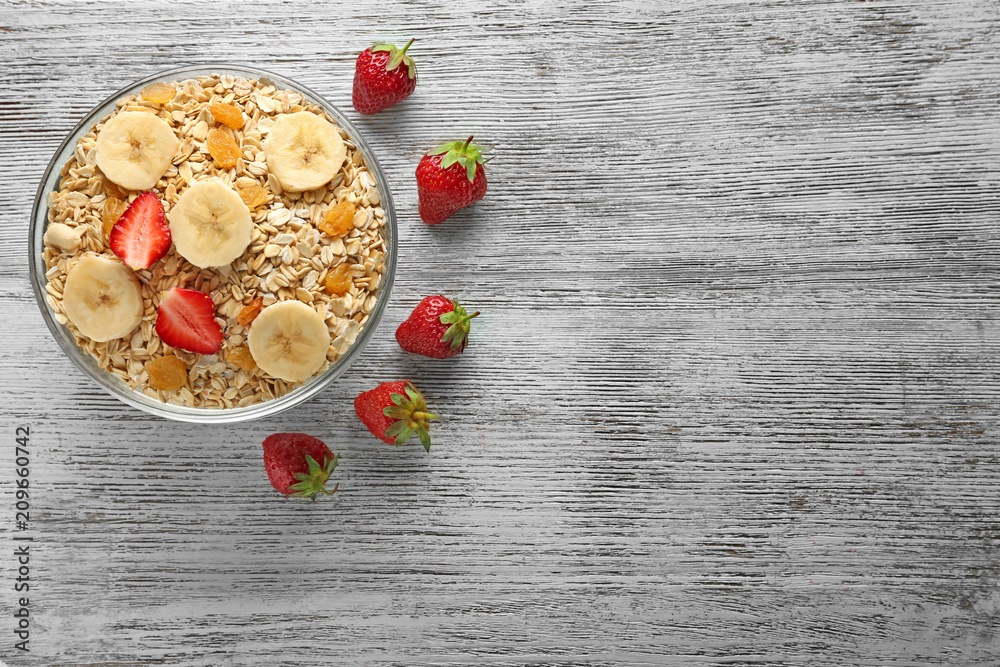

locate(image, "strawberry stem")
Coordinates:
462 135 474 152
439 302 480 351
383 383 439 450
400 38 415 55
288 453 340 500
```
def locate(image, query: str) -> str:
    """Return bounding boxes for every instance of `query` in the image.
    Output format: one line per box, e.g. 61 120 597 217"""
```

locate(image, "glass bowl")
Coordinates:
28 64 397 423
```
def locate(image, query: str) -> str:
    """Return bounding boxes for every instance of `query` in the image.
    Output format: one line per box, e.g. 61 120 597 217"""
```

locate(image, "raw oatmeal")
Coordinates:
42 74 388 409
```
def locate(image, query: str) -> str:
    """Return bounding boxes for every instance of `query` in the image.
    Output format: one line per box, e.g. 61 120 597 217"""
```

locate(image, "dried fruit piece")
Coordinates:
141 82 176 105
146 355 188 392
210 102 245 129
228 344 256 372
319 201 354 237
237 184 268 210
237 296 264 326
325 264 352 295
101 196 128 239
207 128 240 169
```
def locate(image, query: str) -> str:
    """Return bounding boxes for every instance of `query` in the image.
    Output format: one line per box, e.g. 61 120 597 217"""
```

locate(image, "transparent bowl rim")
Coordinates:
28 64 397 424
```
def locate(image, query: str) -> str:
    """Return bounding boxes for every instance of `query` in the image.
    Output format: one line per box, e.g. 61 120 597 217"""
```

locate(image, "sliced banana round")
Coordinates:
95 111 179 191
248 300 331 383
167 179 252 268
62 254 143 343
263 111 346 193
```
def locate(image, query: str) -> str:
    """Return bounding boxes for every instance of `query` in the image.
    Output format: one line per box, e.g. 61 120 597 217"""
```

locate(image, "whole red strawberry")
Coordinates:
109 191 171 270
416 137 487 225
354 381 438 452
396 296 479 359
353 39 417 115
262 433 339 499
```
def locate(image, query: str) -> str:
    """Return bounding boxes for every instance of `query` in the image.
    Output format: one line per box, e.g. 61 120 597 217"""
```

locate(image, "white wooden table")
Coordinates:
2 1 999 664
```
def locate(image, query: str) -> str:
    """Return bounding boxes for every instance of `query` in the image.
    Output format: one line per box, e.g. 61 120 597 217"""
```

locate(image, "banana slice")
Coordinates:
95 111 179 191
167 179 252 268
247 300 330 383
62 255 143 343
263 111 346 193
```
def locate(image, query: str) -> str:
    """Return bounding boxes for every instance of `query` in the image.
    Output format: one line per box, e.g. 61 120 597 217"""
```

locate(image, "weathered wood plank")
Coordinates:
1 0 999 664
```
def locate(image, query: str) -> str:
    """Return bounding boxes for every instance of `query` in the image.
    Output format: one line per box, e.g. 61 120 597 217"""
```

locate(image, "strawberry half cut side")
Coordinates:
109 191 171 270
155 287 224 355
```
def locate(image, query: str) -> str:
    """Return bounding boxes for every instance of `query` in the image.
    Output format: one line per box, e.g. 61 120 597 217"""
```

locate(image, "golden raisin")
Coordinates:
319 201 355 237
325 264 352 295
207 128 240 169
228 345 257 372
141 82 176 105
146 355 188 392
209 102 245 129
102 197 127 239
237 297 264 326
237 184 268 210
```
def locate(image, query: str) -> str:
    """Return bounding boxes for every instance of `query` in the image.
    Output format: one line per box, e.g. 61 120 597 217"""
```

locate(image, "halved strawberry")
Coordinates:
108 192 171 270
155 287 224 355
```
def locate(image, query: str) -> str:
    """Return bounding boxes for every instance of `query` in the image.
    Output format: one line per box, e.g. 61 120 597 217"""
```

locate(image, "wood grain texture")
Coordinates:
1 0 1000 664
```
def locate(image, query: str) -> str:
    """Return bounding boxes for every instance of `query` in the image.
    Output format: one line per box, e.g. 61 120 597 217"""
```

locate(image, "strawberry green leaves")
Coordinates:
354 40 418 114
355 381 441 451
396 296 479 358
439 301 480 351
382 383 439 452
288 453 340 500
262 433 339 500
429 136 485 183
416 139 489 224
372 39 417 79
